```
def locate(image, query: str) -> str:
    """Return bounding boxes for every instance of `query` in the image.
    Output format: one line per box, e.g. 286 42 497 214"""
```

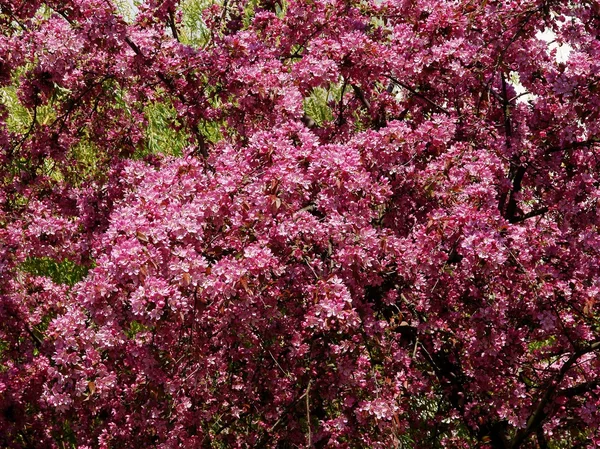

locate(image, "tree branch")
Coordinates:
510 341 600 449
498 72 528 223
168 10 180 42
123 37 208 157
511 206 548 223
536 428 548 449
547 138 600 154
386 75 450 115
562 379 600 398
306 379 312 448
351 84 371 110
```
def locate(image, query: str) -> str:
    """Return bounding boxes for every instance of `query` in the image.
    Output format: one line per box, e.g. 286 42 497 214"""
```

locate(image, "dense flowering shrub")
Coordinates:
1 0 600 447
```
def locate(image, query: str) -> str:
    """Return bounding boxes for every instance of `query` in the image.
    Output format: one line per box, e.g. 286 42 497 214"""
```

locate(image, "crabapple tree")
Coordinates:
1 0 600 447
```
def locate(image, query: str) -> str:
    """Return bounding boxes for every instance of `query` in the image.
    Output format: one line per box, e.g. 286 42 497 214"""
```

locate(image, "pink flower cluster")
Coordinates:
1 0 600 447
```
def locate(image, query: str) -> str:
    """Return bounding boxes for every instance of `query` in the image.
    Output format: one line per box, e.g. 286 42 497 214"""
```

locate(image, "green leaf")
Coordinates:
20 257 91 286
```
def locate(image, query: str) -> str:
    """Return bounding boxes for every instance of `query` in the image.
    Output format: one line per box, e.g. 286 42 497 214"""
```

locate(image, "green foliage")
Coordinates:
0 90 56 135
0 62 68 134
0 85 64 185
65 140 103 185
112 0 214 46
274 0 287 18
0 339 8 372
0 84 103 184
242 0 261 28
303 82 349 126
113 0 138 22
125 320 152 339
136 99 190 159
20 257 91 286
303 87 334 125
181 0 213 47
528 335 556 351
199 118 224 144
53 420 78 449
0 86 32 134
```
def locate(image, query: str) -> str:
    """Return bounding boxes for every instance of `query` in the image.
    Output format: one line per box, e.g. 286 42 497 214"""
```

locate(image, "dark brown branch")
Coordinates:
282 26 324 61
536 428 548 449
254 386 312 449
25 325 43 348
400 292 509 448
351 84 371 110
10 103 37 154
168 10 180 42
511 206 548 223
386 75 450 115
335 77 348 126
498 72 528 224
6 11 28 31
352 83 387 129
52 75 114 137
220 0 230 25
54 9 74 25
124 35 143 56
503 164 527 223
301 113 317 129
510 341 600 449
496 6 542 65
123 36 208 157
60 1 208 158
547 138 600 154
7 310 43 348
501 73 512 145
562 380 600 398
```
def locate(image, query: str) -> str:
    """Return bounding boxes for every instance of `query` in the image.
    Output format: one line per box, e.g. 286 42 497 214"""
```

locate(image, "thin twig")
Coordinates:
168 10 180 42
511 206 548 223
386 75 450 115
547 138 600 154
511 341 600 449
306 379 312 448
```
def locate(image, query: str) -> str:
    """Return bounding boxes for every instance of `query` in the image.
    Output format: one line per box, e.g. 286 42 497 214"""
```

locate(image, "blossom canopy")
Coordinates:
1 0 600 448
